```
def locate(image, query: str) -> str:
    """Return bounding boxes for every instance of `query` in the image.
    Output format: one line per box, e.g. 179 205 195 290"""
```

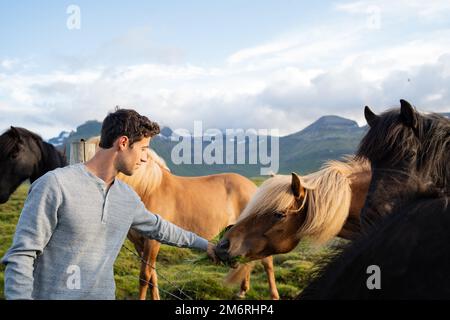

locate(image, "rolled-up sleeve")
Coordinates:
1 172 61 300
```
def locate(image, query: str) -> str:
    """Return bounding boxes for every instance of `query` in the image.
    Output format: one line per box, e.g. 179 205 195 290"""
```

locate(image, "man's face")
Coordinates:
116 136 150 176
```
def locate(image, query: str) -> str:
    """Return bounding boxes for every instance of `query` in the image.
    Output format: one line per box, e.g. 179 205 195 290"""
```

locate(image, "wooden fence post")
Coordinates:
69 139 97 165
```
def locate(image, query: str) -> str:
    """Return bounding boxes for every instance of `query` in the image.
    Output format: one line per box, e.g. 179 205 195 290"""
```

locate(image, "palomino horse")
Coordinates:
299 101 450 299
0 126 66 204
214 157 371 264
87 137 280 300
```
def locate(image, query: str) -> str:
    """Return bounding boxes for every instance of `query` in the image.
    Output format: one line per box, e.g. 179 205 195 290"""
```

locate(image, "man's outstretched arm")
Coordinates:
130 199 217 261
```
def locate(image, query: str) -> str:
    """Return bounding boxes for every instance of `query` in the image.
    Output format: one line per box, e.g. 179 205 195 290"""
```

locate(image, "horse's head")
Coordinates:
0 127 38 203
358 99 427 174
357 99 450 229
215 173 308 264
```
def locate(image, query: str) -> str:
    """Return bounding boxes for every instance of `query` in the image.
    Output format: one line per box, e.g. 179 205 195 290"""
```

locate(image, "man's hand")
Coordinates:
206 242 219 264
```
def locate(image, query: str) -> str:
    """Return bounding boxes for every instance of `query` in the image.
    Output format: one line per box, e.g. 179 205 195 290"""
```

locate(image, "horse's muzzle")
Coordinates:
214 239 231 262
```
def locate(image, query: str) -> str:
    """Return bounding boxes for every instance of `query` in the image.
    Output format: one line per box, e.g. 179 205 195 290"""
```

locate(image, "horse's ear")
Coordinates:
291 172 305 199
364 106 379 127
9 126 23 144
10 126 19 136
400 99 418 129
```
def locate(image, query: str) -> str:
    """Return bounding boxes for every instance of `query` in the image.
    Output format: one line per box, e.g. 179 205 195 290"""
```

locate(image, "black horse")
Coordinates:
357 99 450 232
0 126 67 204
299 100 450 299
300 196 450 299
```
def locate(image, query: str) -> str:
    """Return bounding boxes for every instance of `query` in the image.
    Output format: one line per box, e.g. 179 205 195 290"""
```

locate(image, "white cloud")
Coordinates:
336 0 450 20
2 2 450 139
1 58 20 70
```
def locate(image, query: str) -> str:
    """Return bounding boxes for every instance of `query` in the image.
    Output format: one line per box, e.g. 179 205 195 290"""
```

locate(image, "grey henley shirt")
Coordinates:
1 163 208 300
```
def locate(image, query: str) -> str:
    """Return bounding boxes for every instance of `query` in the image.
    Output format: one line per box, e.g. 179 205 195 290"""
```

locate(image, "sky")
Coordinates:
1 0 450 139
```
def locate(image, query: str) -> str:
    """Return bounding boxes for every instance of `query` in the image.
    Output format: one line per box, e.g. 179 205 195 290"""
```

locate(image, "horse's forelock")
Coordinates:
237 175 297 222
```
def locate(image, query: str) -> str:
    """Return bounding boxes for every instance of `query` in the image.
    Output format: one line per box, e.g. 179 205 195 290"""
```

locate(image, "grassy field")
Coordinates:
0 181 337 300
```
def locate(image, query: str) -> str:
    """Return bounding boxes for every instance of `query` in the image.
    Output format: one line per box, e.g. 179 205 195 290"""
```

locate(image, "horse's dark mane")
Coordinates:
0 126 66 171
0 126 67 202
0 127 43 158
356 108 450 191
0 134 16 160
357 109 418 165
418 113 450 191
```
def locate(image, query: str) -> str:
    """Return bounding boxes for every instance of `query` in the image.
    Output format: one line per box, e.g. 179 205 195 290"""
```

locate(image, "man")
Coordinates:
1 108 217 300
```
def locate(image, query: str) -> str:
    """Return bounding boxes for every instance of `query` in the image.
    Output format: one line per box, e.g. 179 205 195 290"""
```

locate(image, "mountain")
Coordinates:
279 116 366 174
51 120 102 154
48 115 367 177
48 131 70 146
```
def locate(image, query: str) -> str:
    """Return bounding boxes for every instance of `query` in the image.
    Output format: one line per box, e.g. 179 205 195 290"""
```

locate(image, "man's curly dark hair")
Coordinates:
99 107 160 149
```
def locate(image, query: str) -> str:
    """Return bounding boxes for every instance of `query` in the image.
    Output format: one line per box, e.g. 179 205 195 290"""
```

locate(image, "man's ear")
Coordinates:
116 136 129 150
291 172 305 200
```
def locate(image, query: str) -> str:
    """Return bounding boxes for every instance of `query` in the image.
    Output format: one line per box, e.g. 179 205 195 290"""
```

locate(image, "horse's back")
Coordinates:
132 171 257 239
201 172 257 219
174 172 256 203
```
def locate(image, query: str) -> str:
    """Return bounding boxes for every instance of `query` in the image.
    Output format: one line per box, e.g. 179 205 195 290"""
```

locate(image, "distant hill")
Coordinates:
279 116 366 174
48 112 448 177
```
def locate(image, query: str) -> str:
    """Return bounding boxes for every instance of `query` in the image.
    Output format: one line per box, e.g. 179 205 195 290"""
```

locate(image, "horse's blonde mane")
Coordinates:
239 157 370 244
86 136 170 196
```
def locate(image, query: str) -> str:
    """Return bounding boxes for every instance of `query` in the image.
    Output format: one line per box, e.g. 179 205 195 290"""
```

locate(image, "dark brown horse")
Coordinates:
357 99 450 232
0 127 67 204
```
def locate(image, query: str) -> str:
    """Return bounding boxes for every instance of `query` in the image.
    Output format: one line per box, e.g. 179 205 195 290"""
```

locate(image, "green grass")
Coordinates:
0 182 337 300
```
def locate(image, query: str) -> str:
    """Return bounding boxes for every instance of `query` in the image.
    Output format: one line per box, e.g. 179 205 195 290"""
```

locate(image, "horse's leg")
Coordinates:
237 268 251 298
138 240 161 300
148 240 161 300
261 256 280 300
127 229 144 257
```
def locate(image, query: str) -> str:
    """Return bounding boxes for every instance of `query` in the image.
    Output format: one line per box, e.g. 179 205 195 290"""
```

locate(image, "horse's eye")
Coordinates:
274 212 287 219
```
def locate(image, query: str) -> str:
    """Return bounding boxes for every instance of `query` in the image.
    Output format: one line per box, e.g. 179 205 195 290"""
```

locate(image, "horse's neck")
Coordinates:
29 140 65 182
25 138 44 182
337 168 371 240
135 165 173 208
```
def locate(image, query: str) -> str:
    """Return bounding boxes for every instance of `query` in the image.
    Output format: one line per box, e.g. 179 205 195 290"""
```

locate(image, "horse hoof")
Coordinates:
235 291 246 299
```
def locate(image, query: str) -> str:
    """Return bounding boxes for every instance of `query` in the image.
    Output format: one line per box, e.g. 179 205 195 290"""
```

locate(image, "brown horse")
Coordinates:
87 137 279 300
214 157 371 265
